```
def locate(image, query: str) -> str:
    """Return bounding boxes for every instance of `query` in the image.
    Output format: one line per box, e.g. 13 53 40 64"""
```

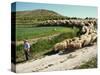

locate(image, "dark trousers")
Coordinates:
24 50 30 61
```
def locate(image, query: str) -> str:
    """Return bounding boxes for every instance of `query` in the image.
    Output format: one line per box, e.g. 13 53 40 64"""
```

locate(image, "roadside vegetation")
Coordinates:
74 57 97 69
16 30 79 63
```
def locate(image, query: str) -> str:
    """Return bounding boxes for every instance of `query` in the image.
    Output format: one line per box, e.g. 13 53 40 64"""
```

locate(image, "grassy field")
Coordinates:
16 29 80 63
16 26 79 41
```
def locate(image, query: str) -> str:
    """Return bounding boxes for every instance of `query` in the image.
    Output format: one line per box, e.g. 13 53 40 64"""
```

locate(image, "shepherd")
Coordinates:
24 40 31 61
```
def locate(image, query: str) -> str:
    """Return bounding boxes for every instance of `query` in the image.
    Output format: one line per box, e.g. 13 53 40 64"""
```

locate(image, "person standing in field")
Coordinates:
24 40 31 61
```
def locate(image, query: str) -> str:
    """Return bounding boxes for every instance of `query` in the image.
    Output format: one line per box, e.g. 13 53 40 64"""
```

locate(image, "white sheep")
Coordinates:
90 33 97 43
51 19 97 53
82 34 92 46
53 41 67 52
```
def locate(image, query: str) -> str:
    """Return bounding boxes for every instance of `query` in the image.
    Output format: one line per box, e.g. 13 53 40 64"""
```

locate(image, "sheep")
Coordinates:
81 26 89 35
53 38 73 52
88 23 95 34
44 20 96 27
67 41 82 50
90 33 97 43
53 41 67 52
80 34 87 40
78 38 86 47
72 37 79 41
53 30 96 52
72 38 83 48
44 19 97 53
65 39 72 46
82 34 92 46
80 22 85 26
73 42 82 49
67 42 75 50
64 37 82 50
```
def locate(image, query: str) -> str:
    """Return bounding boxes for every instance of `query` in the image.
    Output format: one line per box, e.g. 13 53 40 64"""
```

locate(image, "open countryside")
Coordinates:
11 2 97 73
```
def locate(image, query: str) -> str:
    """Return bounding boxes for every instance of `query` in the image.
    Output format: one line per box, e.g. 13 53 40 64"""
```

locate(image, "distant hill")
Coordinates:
12 9 95 26
12 9 68 26
16 9 63 17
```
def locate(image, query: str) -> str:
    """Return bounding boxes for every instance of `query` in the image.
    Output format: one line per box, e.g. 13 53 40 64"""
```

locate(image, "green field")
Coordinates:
16 26 79 41
16 26 80 63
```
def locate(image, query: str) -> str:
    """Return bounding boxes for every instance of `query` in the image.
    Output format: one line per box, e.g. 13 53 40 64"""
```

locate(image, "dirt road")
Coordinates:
16 44 97 73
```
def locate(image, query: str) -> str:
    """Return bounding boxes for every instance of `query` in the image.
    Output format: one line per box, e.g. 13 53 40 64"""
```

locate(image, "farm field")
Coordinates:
16 26 80 63
16 26 79 41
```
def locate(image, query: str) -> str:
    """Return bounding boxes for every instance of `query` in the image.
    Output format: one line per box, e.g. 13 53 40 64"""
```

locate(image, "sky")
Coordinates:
11 2 97 18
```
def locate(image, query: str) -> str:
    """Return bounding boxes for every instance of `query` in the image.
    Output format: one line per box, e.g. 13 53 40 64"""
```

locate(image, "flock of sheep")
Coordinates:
42 19 97 53
42 19 97 27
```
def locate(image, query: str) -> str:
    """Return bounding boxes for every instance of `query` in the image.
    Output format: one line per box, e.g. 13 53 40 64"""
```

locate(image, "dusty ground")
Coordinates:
16 44 97 73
